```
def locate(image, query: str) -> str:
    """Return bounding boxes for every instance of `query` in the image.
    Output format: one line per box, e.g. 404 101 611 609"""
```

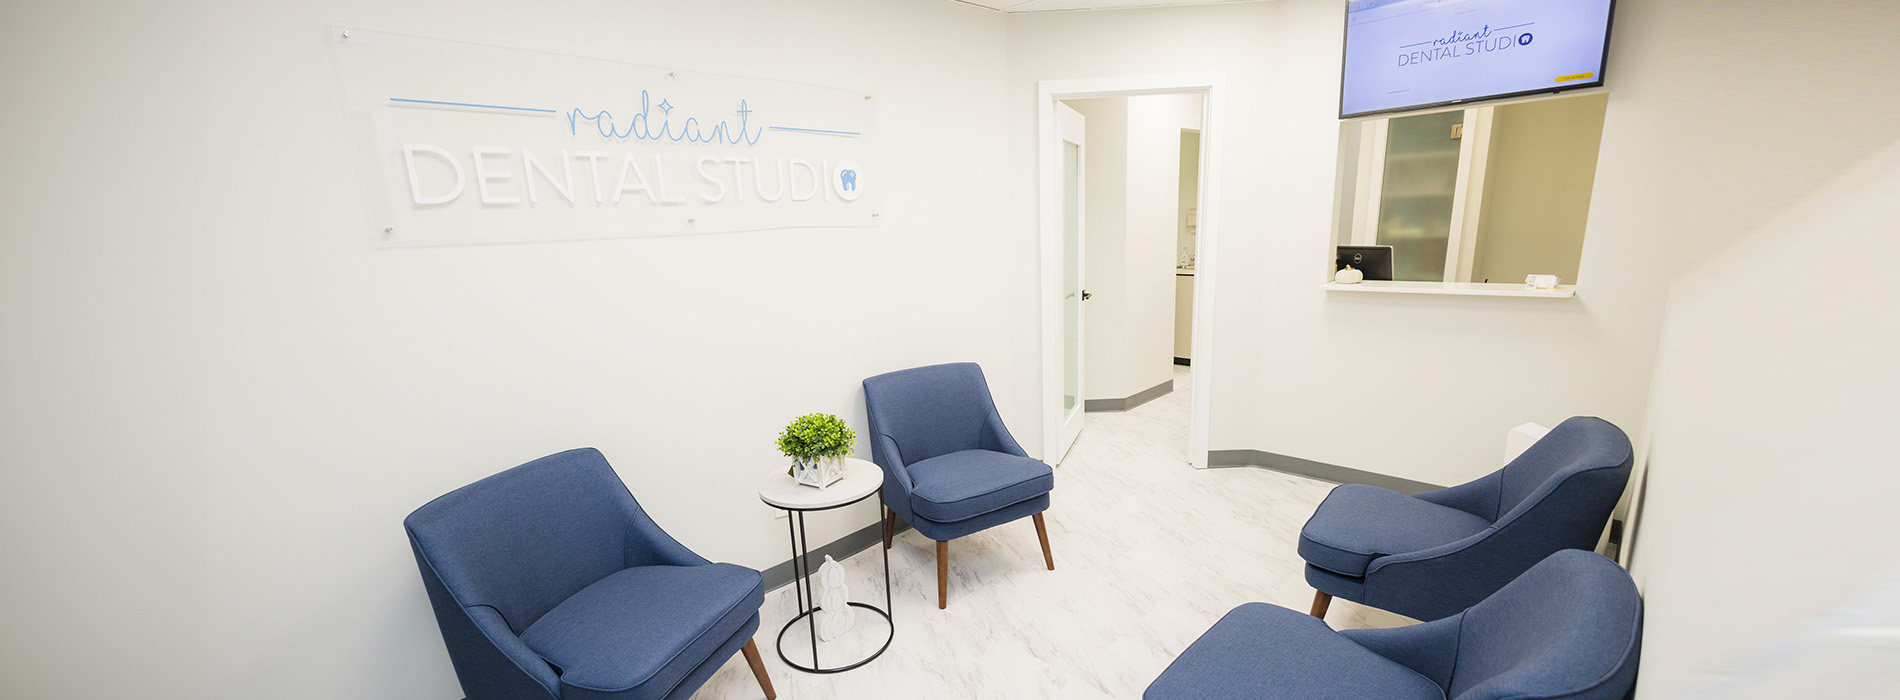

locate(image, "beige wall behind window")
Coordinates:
1471 93 1609 283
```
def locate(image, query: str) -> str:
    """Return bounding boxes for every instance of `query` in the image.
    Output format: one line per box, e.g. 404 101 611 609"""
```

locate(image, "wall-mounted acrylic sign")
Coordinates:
328 27 879 247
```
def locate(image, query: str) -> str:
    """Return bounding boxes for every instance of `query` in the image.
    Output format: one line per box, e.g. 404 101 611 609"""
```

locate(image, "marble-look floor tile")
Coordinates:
691 367 1413 699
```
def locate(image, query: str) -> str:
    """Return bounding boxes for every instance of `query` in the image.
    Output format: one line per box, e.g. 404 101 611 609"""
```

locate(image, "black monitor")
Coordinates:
1336 245 1395 281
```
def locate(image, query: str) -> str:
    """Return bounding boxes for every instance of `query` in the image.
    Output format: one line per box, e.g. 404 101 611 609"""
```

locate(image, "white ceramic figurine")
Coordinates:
815 555 855 641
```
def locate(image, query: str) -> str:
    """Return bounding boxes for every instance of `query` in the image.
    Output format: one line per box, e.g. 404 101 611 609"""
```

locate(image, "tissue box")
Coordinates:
1525 274 1560 290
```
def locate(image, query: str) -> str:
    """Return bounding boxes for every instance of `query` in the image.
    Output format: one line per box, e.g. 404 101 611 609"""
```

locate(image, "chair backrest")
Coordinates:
863 362 1001 467
1449 550 1643 700
404 448 639 634
1497 416 1633 519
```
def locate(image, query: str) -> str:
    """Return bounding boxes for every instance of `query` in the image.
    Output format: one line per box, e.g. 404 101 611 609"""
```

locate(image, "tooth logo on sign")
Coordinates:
833 160 863 201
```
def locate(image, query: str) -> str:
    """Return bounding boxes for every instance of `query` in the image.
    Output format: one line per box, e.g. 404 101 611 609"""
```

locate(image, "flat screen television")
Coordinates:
1340 0 1616 119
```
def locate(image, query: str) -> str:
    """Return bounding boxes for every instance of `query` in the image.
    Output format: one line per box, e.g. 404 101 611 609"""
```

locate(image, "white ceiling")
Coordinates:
957 0 1268 13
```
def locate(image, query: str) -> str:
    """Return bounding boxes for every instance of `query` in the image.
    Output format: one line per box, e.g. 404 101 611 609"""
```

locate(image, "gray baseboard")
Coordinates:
761 517 912 592
1083 379 1174 413
1207 449 1441 495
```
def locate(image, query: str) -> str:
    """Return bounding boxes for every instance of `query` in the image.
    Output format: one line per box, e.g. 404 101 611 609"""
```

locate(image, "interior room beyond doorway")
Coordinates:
1057 91 1204 464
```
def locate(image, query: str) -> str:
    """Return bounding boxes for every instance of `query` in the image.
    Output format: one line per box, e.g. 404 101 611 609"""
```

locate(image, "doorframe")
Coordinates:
1036 74 1225 469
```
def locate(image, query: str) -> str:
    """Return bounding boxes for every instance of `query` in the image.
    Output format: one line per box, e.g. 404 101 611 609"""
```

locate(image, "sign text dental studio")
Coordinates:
399 92 866 210
1396 23 1535 66
330 27 879 247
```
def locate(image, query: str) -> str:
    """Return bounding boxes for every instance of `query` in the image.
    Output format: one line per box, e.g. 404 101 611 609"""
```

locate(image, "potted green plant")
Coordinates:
777 413 856 489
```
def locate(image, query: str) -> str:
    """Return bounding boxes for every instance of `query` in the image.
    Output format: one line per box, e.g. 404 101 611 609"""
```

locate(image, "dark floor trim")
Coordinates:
1173 357 1191 366
761 517 913 592
1207 449 1441 495
1083 379 1174 413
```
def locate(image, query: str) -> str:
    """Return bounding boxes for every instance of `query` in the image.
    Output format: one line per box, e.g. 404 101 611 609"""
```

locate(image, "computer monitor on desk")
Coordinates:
1336 245 1394 281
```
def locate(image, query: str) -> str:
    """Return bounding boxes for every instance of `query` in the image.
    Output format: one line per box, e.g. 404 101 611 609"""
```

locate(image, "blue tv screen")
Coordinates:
1340 0 1616 119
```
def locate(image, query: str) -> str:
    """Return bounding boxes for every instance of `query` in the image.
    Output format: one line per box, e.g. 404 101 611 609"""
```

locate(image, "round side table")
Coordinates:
757 457 894 673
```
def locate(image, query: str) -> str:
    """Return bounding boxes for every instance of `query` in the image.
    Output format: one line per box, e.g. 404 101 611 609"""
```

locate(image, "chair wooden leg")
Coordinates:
937 540 949 609
884 508 896 550
741 638 775 700
1032 512 1054 570
1309 590 1333 619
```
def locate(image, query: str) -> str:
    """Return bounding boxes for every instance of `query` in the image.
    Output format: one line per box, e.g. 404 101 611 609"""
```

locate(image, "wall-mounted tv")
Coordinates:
1340 0 1616 119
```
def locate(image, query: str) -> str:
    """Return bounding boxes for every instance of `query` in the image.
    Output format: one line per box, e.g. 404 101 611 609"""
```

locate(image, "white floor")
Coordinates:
694 366 1413 699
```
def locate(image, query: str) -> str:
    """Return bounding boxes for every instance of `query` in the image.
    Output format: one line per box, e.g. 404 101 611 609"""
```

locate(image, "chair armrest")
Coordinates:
1339 613 1464 691
1363 502 1613 620
624 504 712 569
873 433 914 494
1377 460 1628 580
410 533 562 700
979 409 1030 459
465 604 563 698
1412 470 1502 521
1488 461 1629 537
1381 456 1629 619
871 433 921 524
1359 526 1500 620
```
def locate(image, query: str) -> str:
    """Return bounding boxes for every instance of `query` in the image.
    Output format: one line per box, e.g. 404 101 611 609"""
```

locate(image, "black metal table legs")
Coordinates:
773 492 895 674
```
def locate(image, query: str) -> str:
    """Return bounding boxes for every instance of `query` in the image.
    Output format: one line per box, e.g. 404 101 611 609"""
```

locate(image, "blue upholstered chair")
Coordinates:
863 362 1056 609
1299 416 1634 622
1146 549 1642 700
404 448 776 700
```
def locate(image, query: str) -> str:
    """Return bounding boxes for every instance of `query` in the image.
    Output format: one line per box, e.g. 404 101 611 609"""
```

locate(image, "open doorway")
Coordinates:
1037 76 1223 470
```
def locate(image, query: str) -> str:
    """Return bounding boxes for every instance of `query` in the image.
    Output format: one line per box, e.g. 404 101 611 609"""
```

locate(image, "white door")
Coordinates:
1055 102 1087 462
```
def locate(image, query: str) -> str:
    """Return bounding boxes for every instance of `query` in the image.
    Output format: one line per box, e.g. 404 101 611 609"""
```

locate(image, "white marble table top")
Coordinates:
758 457 884 511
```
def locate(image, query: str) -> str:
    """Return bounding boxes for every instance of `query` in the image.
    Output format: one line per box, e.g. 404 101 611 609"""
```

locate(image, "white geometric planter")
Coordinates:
792 455 846 489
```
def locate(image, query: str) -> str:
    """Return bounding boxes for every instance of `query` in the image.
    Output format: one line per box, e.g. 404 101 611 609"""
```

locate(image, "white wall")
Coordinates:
1009 0 1674 487
9 1 1895 698
1008 3 1275 450
1012 6 1900 697
1630 139 1900 700
1121 94 1201 395
1010 0 1900 489
0 1 1013 698
1614 1 1900 697
1027 1 1900 695
0 3 213 697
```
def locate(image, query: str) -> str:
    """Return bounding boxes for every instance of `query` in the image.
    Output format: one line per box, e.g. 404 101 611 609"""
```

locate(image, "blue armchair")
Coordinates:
1147 549 1642 700
404 448 776 700
863 362 1056 609
1299 416 1634 621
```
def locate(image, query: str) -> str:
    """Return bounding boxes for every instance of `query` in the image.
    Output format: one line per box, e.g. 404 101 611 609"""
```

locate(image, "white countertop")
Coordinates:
1324 280 1575 298
758 457 884 510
